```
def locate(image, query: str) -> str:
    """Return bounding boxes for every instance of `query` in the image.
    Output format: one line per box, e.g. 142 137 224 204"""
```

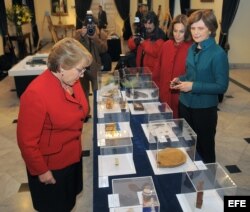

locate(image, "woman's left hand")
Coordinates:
39 170 56 185
172 81 193 92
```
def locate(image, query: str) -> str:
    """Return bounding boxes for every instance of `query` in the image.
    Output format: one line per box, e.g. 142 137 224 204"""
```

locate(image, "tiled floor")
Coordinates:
0 49 249 210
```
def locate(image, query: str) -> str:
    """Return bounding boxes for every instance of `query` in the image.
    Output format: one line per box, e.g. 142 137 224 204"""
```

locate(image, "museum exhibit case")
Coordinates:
177 163 237 212
146 118 198 175
109 176 160 212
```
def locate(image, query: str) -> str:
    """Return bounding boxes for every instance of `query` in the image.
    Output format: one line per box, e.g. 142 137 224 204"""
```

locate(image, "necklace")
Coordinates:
51 72 74 95
62 83 74 95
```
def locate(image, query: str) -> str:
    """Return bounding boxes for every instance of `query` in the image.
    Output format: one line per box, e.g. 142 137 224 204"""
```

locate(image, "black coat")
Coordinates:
98 11 108 29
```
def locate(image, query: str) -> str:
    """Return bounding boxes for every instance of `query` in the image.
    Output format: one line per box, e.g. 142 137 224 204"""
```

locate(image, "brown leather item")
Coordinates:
157 148 187 167
133 102 144 111
196 181 204 209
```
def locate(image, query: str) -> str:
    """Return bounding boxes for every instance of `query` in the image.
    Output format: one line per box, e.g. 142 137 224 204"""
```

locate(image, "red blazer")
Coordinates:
17 70 89 175
156 40 192 118
128 37 164 85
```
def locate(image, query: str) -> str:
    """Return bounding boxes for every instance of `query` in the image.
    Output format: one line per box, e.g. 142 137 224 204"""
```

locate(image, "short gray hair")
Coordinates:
48 37 93 72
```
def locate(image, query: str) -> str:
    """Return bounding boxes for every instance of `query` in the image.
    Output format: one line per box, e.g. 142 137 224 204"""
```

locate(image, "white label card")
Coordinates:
194 160 207 170
108 194 120 208
98 176 109 188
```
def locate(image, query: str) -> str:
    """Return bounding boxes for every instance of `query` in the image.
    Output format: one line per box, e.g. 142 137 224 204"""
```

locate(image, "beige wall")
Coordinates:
191 0 249 65
191 0 223 42
227 0 250 64
34 0 76 42
1 0 250 65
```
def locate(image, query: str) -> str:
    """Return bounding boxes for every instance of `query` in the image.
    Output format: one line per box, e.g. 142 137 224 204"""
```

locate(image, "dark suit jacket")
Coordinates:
98 10 108 29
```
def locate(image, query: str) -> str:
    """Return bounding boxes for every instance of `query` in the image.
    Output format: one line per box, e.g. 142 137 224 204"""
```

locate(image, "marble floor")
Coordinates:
0 55 249 211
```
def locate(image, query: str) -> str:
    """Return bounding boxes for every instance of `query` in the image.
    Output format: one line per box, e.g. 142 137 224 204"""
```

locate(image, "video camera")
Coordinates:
84 10 96 36
133 17 146 45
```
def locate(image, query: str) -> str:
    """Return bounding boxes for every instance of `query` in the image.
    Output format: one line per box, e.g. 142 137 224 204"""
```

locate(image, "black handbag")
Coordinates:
100 52 112 71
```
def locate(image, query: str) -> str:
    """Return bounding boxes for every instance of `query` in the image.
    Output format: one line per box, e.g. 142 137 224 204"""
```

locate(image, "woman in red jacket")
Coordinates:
17 38 92 212
156 14 192 118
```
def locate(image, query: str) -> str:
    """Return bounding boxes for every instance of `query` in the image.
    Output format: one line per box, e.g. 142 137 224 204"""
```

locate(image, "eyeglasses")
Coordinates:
75 67 87 77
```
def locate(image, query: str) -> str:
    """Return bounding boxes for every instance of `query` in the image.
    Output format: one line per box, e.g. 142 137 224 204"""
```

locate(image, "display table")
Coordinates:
93 92 185 212
8 54 48 97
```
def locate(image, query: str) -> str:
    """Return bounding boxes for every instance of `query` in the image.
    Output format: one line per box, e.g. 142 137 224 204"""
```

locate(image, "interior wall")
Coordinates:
190 0 223 42
191 0 249 65
227 0 250 64
90 0 123 36
130 1 138 32
34 0 76 42
1 0 250 66
151 0 167 27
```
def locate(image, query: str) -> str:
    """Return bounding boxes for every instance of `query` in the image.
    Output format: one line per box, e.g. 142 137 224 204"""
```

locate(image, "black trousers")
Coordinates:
27 159 83 212
179 102 218 163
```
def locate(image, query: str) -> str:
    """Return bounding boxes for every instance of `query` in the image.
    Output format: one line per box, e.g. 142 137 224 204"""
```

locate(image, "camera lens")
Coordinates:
87 24 95 36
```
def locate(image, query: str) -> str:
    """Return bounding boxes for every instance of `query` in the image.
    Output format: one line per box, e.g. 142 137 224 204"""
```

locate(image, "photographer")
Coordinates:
75 10 108 121
128 11 166 86
133 16 146 45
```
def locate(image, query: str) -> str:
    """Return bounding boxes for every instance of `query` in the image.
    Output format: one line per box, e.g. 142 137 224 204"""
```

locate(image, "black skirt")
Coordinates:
27 159 83 212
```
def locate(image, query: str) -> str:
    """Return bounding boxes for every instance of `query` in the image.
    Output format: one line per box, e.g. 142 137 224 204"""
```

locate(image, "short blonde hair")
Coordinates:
48 37 93 72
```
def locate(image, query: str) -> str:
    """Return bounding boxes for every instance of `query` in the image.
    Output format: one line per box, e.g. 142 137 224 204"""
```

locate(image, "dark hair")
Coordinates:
144 11 159 27
188 9 218 37
168 14 191 41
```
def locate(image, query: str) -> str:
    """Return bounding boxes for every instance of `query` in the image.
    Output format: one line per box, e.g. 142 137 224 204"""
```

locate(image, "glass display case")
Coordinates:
146 119 197 175
119 67 152 91
177 163 237 212
128 101 173 119
98 152 136 178
123 81 159 103
97 97 130 123
109 176 160 212
99 137 133 155
97 71 120 102
122 67 152 86
145 102 173 122
97 123 135 178
97 122 133 140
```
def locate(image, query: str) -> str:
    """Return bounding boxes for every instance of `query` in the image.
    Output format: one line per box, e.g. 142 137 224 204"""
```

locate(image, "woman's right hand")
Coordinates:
170 77 180 89
76 27 87 38
39 170 56 185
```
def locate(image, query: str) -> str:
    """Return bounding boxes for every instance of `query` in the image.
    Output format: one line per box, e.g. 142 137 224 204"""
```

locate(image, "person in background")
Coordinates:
75 12 108 121
171 10 229 163
141 4 149 17
98 5 108 29
17 37 92 212
135 4 143 21
156 14 192 118
128 11 166 86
